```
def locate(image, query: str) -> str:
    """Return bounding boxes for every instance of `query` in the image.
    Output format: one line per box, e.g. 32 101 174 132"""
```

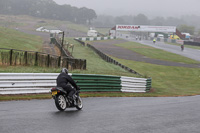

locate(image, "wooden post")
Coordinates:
71 45 74 56
84 59 86 70
61 31 64 57
58 56 61 67
24 51 28 65
10 49 13 65
35 52 38 66
47 54 50 67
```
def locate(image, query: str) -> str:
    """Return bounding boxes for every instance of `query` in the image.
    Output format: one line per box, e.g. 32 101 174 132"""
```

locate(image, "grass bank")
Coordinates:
0 37 138 76
0 26 43 51
112 57 200 96
64 38 139 77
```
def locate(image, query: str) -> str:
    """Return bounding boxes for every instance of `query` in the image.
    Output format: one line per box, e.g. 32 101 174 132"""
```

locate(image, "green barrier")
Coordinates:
71 74 152 92
146 78 152 91
72 74 121 92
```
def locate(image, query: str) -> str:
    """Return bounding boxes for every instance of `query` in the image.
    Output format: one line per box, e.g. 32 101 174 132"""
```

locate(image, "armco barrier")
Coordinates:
0 73 151 94
72 74 122 92
75 36 116 42
0 73 59 94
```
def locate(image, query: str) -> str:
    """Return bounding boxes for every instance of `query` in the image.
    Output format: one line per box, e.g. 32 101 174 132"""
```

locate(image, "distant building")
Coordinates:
87 28 98 37
36 26 62 34
194 36 200 42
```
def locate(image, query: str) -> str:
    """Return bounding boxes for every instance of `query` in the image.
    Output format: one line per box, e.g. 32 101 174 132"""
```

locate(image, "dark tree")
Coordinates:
0 0 97 25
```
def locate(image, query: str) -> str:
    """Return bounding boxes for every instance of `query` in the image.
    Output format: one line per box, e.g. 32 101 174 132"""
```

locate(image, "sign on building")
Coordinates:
116 25 176 33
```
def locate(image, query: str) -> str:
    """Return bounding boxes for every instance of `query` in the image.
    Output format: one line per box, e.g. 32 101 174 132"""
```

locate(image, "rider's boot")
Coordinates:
68 95 77 106
72 95 77 106
67 96 73 104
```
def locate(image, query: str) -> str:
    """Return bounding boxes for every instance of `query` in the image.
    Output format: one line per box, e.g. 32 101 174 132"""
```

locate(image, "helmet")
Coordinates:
61 68 68 74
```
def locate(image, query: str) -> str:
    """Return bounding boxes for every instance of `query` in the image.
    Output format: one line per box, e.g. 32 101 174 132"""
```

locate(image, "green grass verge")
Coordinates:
112 57 200 96
115 41 200 64
0 26 43 51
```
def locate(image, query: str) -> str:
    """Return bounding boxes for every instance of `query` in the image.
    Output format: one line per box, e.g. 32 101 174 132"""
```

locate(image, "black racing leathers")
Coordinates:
56 73 78 97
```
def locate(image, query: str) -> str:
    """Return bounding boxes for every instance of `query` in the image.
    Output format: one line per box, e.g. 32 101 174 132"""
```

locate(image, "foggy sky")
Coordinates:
53 0 200 17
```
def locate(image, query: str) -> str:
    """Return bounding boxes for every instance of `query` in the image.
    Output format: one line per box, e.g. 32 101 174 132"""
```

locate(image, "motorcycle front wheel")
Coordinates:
55 94 67 111
76 96 83 110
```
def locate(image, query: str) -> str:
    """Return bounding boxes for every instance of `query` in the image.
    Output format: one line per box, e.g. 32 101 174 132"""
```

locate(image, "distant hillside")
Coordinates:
0 0 97 25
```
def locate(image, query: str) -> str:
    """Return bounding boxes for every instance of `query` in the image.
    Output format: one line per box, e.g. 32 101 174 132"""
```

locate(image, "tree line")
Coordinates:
0 0 97 25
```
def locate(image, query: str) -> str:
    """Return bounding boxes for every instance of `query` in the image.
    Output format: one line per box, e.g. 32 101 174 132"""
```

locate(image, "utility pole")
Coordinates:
61 31 65 57
59 31 65 68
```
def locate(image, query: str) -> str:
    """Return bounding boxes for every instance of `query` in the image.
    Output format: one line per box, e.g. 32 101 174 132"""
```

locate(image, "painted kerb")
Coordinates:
0 73 151 94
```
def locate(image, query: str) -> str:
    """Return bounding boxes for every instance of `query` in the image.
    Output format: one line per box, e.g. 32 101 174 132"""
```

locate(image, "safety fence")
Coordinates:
0 48 86 70
184 41 200 47
50 37 71 57
0 48 60 67
75 36 116 41
0 73 151 94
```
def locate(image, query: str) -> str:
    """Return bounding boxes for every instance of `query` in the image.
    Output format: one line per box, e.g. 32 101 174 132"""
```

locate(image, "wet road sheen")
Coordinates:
1 96 200 133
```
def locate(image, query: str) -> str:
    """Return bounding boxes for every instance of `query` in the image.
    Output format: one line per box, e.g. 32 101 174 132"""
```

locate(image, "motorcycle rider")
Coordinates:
56 68 79 103
181 44 184 51
153 38 156 44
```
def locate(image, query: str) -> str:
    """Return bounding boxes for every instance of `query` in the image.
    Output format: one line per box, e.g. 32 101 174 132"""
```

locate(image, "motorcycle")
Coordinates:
181 44 184 51
51 86 83 111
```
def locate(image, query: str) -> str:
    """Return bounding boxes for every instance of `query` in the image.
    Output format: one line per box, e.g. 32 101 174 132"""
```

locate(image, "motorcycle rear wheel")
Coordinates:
55 94 67 111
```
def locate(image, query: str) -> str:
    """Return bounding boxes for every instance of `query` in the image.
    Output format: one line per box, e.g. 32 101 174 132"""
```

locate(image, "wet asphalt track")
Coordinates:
127 38 200 62
1 96 200 133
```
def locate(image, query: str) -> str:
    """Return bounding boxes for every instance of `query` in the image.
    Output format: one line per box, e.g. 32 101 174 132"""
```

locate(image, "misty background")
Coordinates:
53 0 200 35
0 0 200 35
53 0 200 17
